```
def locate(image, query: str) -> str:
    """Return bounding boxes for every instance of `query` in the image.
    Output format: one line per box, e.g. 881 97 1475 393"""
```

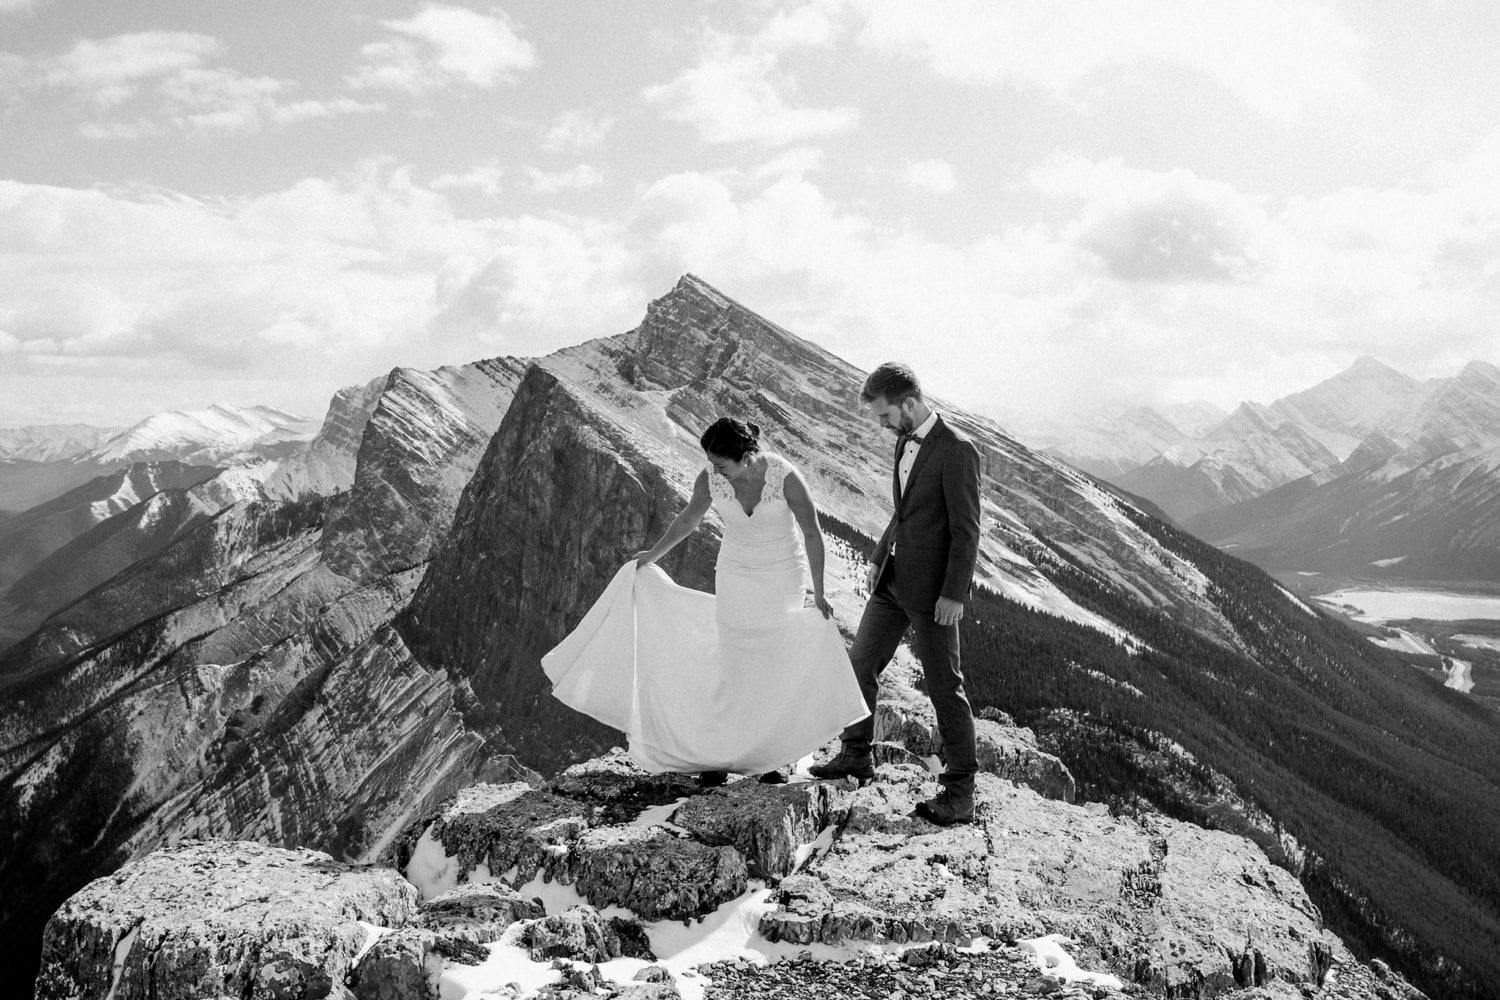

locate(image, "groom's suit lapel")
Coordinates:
895 416 946 515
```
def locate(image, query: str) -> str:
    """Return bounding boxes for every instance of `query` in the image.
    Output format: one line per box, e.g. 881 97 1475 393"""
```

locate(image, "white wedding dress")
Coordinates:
542 454 870 774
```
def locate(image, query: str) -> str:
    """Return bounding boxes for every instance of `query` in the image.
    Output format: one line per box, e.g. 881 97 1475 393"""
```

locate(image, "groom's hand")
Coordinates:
935 597 964 626
865 563 879 591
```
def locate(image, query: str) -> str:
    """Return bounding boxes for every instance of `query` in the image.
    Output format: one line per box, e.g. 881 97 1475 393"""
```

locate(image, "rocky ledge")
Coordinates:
34 735 1422 1000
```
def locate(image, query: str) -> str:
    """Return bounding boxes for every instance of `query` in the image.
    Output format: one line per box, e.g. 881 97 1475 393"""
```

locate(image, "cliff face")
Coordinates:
0 356 531 997
400 276 1262 779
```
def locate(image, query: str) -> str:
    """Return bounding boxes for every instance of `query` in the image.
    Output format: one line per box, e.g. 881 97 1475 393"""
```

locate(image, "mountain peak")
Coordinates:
1347 355 1400 376
1458 359 1500 383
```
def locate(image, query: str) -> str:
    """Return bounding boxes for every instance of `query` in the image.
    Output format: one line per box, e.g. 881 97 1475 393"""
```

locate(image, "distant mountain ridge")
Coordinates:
1043 357 1500 578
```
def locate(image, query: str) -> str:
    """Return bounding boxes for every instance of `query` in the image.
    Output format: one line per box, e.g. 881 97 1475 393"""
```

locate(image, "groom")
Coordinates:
810 362 983 825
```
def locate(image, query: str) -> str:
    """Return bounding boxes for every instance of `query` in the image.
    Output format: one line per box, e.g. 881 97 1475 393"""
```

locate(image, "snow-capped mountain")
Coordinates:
1113 401 1343 520
0 425 121 464
86 403 318 466
1047 357 1500 561
1029 405 1202 480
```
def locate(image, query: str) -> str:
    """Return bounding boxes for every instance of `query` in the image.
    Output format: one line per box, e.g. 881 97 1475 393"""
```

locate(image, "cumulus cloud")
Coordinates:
543 109 615 152
528 165 604 194
8 128 1500 430
432 163 505 196
21 31 382 136
349 4 535 93
904 159 956 194
40 32 222 106
645 22 857 145
1033 156 1269 282
856 0 1368 119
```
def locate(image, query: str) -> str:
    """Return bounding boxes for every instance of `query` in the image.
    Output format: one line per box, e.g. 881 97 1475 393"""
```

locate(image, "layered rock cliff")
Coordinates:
0 356 531 996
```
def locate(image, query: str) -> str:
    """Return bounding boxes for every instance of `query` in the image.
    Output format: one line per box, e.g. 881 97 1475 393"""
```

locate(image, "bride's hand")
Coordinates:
813 593 833 619
633 550 657 568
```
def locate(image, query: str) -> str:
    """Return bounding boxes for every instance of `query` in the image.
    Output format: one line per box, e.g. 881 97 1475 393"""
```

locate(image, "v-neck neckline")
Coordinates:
732 455 770 517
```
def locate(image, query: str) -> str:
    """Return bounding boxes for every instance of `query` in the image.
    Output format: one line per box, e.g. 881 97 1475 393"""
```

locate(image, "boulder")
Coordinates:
550 748 699 823
521 905 623 963
567 826 748 921
758 764 1338 996
34 839 418 1000
873 657 1075 802
671 777 854 879
420 881 544 943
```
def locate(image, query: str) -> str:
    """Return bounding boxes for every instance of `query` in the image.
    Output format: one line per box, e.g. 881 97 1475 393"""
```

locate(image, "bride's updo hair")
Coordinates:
700 417 761 461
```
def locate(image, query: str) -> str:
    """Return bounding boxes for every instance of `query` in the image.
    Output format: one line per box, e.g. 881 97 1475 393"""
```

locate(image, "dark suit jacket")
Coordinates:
873 415 983 612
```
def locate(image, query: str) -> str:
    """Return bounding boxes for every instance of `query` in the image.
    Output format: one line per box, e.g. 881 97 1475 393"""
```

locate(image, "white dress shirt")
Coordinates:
898 409 940 497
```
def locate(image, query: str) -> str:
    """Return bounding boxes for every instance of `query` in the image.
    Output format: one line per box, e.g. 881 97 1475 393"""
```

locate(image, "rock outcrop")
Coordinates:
35 747 1417 1000
34 840 418 1000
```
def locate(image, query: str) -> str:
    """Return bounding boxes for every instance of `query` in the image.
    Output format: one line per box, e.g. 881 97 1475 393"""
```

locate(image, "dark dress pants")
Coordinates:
840 559 978 796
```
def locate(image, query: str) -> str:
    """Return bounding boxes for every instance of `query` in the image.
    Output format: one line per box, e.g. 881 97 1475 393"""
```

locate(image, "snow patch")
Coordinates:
1371 556 1407 567
629 799 685 829
1018 934 1123 989
792 824 837 872
352 922 391 967
104 922 141 1000
1453 634 1500 652
1370 629 1438 657
1445 658 1475 693
1275 585 1318 617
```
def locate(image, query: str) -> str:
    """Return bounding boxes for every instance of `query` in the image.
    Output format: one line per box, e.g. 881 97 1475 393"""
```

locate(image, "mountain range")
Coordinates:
1 278 1498 998
1040 356 1500 579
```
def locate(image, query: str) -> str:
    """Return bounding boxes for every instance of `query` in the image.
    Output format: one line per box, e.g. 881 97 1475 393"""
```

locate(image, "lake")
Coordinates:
1313 588 1500 623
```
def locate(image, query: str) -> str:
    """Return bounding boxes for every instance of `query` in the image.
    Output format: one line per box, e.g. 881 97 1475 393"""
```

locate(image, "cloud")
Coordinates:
432 163 505 196
856 0 1368 119
23 31 381 136
40 32 222 106
1034 156 1269 282
904 159 956 194
543 109 615 152
349 4 536 94
0 0 39 12
527 165 604 194
645 23 858 145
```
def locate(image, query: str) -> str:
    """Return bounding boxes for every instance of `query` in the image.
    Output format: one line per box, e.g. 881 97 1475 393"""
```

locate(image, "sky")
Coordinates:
2 0 1499 436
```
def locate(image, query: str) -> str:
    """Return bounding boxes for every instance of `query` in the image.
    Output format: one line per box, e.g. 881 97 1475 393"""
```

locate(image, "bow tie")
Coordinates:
900 432 924 446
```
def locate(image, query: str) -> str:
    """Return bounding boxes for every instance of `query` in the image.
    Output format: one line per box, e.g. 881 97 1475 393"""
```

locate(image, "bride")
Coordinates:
542 417 869 783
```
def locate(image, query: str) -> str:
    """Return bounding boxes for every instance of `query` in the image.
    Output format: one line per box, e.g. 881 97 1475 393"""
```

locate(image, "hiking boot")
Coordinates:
914 787 974 826
757 769 787 785
807 747 875 784
696 770 728 788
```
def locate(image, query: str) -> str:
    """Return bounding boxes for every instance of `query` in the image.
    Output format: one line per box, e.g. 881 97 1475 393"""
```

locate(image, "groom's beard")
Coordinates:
886 413 916 436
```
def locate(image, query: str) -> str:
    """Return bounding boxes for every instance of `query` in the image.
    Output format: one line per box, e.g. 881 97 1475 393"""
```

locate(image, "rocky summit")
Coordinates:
33 655 1421 1000
9 723 1354 996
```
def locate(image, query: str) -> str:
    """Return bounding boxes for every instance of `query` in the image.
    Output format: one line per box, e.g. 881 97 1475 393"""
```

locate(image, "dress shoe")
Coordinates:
807 748 875 784
758 769 787 784
914 788 974 826
696 770 728 788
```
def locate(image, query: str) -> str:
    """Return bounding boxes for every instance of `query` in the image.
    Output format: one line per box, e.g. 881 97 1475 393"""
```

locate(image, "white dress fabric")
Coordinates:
542 453 870 774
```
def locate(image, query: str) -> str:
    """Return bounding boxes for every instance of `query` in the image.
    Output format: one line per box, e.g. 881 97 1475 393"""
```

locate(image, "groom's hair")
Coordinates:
861 362 923 405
